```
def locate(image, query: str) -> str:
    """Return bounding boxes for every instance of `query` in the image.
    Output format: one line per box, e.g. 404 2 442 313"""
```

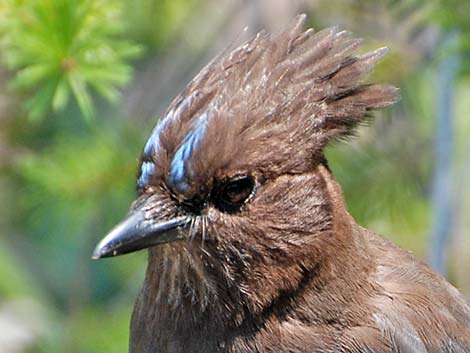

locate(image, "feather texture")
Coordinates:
117 15 470 353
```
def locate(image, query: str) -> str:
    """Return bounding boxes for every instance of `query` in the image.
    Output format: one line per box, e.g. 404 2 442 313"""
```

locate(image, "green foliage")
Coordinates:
63 305 131 353
5 120 147 352
14 122 144 304
18 127 136 201
327 142 430 256
124 0 200 49
433 0 470 30
0 238 40 299
432 0 470 75
0 0 142 121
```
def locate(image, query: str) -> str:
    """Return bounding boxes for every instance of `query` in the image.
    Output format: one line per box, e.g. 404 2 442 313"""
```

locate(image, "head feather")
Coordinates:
138 14 398 198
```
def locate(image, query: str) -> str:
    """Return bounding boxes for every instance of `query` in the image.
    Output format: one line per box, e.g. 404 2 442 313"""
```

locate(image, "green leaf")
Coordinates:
24 78 58 121
69 73 94 121
52 77 70 112
90 81 120 103
10 63 52 89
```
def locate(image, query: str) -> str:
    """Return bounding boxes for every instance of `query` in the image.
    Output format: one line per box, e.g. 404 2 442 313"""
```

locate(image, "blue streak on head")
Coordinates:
168 113 208 193
142 93 194 157
143 126 160 155
139 94 201 189
143 110 174 156
138 110 176 188
138 161 156 188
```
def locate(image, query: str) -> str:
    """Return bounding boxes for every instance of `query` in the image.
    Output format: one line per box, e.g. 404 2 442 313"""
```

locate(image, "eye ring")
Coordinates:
213 175 255 213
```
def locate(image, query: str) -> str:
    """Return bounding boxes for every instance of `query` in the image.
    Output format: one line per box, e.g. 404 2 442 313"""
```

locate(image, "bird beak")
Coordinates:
92 207 189 259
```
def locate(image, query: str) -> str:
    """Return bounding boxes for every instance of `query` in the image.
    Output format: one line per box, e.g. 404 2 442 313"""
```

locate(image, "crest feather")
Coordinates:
139 14 398 194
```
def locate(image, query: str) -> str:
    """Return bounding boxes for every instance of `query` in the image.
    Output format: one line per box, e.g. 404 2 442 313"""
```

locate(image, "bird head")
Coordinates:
93 15 397 316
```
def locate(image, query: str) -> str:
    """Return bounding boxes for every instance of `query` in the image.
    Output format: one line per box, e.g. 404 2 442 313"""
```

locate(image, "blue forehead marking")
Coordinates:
143 110 174 156
138 110 175 188
168 113 208 193
137 161 156 187
138 94 205 190
142 93 195 158
143 126 160 155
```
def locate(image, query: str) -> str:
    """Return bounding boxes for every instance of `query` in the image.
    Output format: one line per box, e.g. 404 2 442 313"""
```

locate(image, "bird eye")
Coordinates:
214 176 255 213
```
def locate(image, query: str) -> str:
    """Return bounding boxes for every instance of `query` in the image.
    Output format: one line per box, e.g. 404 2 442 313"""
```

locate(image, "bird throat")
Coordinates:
130 241 248 352
147 243 218 312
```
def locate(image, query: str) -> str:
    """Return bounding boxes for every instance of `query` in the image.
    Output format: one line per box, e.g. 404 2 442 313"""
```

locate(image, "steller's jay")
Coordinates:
93 15 470 353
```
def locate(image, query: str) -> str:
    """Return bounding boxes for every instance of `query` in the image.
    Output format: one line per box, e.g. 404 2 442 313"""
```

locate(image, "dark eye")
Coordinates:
214 176 255 213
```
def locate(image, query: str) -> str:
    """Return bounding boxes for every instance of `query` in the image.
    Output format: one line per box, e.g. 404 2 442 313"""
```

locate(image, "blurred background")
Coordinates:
0 0 469 352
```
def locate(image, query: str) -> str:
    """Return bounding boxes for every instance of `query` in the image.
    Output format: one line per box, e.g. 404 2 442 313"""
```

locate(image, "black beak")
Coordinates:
92 208 189 259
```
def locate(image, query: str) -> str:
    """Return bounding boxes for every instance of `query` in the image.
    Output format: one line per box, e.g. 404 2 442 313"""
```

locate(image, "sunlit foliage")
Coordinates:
0 0 142 121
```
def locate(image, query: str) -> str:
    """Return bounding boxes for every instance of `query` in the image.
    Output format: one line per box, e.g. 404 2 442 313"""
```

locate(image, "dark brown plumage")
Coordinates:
93 15 470 353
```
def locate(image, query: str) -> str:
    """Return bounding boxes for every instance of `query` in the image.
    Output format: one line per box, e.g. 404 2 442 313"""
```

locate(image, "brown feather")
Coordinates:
126 14 470 353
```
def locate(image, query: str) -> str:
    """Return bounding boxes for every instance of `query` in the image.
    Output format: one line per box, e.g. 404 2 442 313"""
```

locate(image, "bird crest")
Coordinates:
137 15 397 201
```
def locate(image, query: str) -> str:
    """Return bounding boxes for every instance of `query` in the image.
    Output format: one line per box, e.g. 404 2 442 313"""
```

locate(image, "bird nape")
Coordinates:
93 14 470 353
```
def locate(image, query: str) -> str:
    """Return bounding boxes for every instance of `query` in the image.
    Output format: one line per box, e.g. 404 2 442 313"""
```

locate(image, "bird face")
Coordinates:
92 116 332 260
93 16 397 310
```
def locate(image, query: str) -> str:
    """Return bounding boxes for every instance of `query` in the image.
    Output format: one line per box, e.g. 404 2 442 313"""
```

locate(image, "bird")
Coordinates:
93 14 470 353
